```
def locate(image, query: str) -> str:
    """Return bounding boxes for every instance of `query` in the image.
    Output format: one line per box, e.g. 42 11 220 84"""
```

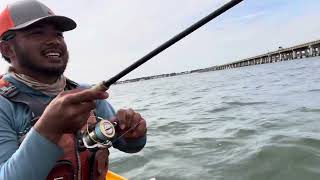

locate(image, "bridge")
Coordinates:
205 39 320 71
118 39 320 84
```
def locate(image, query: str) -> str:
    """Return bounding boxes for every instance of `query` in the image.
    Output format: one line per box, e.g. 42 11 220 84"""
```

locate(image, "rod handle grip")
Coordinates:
91 81 108 92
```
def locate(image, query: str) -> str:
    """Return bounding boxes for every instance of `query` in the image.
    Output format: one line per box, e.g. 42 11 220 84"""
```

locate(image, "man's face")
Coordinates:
11 23 69 76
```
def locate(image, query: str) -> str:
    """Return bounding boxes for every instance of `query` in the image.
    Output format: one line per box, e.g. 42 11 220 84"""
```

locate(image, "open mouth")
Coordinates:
43 48 64 61
45 52 61 58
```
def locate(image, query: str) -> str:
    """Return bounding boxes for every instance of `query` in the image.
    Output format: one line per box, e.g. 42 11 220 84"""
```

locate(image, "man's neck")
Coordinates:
9 67 59 84
25 74 58 84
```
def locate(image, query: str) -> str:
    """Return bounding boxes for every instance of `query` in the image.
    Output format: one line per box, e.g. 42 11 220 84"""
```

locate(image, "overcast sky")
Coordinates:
1 0 320 83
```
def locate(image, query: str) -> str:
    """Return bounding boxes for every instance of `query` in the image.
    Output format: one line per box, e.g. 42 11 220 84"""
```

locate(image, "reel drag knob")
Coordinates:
82 120 116 149
95 120 116 141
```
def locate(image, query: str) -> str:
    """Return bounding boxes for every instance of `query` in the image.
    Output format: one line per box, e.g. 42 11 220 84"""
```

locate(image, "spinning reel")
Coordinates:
78 116 117 150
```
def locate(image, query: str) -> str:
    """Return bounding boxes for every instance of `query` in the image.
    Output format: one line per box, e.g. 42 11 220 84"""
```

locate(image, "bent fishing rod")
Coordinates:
93 0 244 91
82 0 243 150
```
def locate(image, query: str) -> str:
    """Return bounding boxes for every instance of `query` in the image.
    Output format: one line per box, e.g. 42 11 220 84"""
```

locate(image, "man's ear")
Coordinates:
0 41 15 60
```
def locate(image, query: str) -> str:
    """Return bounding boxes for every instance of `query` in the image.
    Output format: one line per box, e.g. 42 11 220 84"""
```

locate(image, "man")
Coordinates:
0 0 147 179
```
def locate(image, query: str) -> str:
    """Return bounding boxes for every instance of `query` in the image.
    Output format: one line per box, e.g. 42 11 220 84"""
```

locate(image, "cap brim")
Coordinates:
9 15 77 32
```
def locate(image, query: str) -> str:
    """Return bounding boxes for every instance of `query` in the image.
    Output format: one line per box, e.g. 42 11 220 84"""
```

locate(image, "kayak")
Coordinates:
106 170 127 180
106 171 158 180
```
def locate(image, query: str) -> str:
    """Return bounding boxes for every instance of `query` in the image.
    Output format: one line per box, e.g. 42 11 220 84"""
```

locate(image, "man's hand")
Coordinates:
112 108 147 139
34 89 108 144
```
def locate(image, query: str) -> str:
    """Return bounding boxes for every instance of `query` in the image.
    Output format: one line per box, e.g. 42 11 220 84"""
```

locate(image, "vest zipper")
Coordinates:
74 135 81 180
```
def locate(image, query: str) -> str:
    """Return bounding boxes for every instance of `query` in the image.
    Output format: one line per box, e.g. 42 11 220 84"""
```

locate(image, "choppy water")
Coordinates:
107 57 320 180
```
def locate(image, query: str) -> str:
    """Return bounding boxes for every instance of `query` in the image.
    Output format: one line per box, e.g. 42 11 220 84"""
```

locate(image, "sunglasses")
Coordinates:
1 32 16 41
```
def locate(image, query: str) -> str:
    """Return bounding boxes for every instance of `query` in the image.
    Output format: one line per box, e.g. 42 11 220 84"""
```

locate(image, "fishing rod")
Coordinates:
82 0 244 150
93 0 243 91
93 0 244 91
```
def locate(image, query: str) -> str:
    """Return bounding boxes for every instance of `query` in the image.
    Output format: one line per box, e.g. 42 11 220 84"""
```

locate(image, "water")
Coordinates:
107 57 320 180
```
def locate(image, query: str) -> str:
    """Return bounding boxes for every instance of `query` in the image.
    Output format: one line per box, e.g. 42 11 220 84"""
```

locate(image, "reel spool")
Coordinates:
81 119 117 149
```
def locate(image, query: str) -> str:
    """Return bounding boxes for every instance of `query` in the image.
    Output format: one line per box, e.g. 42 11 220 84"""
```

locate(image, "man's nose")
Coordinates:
46 38 60 46
45 34 62 46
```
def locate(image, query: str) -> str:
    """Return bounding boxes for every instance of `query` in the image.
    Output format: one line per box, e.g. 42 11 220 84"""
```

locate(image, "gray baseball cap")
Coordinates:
0 0 77 37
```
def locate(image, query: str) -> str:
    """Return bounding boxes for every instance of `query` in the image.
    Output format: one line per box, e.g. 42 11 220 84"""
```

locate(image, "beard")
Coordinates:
14 44 68 77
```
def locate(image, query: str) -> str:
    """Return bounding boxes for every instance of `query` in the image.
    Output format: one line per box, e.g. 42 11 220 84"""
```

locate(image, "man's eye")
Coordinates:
57 32 64 38
30 30 43 35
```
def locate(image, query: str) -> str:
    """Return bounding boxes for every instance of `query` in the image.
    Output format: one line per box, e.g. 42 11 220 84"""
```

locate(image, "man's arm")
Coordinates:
0 88 108 179
95 100 147 153
0 97 63 180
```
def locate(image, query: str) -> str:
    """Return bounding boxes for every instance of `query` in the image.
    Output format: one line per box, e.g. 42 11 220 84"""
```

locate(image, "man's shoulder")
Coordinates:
1 73 41 96
0 78 18 110
0 77 20 99
0 88 16 117
0 92 14 105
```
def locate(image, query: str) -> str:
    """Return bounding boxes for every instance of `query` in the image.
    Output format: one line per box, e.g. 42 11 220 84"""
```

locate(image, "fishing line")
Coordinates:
111 119 142 144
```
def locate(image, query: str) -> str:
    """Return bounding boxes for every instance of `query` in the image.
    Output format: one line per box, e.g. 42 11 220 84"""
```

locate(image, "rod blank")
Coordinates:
95 0 243 91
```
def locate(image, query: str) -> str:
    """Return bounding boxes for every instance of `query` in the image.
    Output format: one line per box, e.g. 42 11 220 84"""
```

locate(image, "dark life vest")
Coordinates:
0 77 109 180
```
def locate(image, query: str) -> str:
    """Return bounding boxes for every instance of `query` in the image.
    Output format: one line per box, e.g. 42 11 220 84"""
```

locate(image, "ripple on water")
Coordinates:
257 120 278 129
220 136 320 180
288 66 307 71
232 128 258 138
296 107 320 113
192 137 242 151
156 121 191 135
190 96 202 100
225 101 267 106
206 106 232 113
308 89 320 92
164 100 186 107
110 154 150 175
270 135 320 150
134 107 150 112
194 87 211 93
